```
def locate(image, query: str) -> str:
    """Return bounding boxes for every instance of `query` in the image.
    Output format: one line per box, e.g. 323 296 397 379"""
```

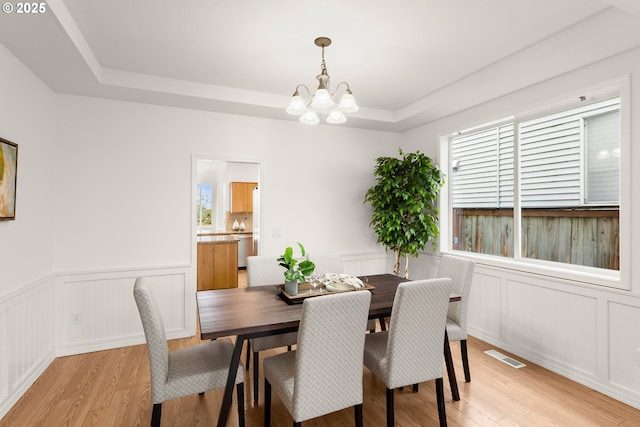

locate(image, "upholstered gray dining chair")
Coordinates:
246 255 299 404
363 278 452 427
263 290 372 427
436 254 475 382
311 252 379 333
133 277 245 427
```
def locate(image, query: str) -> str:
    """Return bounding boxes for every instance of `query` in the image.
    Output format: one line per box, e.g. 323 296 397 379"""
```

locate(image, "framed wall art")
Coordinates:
0 137 18 221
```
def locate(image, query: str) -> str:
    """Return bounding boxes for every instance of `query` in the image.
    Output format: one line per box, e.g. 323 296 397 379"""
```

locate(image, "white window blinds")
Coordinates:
584 110 620 205
451 125 514 208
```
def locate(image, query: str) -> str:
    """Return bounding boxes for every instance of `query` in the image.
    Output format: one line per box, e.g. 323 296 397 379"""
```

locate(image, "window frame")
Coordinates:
437 76 630 290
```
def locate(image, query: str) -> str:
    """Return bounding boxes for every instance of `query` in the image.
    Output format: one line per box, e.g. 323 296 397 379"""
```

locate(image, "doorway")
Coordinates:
193 156 262 288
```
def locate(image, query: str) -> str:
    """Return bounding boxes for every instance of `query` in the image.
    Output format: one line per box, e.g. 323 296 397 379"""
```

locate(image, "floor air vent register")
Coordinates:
484 350 527 368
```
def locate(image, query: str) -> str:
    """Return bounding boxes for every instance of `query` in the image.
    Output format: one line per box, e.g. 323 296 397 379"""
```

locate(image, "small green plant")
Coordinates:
277 242 316 283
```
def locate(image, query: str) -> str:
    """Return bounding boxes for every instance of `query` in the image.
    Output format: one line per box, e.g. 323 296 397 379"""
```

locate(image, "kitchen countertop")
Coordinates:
198 231 252 236
197 235 241 243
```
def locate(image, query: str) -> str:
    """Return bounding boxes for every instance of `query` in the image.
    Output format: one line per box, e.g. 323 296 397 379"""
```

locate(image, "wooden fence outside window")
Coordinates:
452 208 619 270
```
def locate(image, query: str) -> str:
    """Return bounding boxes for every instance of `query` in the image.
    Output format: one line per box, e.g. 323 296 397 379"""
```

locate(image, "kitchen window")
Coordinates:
196 183 213 226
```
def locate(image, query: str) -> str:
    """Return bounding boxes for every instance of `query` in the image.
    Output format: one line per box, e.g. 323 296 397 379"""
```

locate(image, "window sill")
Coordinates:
441 250 625 291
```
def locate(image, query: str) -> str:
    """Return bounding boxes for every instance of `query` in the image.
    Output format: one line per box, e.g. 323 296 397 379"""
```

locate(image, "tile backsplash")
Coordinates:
226 212 253 232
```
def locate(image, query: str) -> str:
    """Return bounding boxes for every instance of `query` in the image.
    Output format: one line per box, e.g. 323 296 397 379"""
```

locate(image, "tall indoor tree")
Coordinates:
365 149 445 278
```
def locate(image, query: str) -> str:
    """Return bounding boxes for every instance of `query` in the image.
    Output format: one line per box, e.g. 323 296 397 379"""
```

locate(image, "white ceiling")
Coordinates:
1 0 640 132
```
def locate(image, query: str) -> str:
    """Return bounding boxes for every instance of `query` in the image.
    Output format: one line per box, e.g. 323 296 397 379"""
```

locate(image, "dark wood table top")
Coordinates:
196 273 460 340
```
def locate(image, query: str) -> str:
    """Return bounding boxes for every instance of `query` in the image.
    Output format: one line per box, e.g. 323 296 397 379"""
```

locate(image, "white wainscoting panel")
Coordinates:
608 300 640 393
506 278 598 377
55 266 193 356
405 254 440 279
0 275 56 420
467 270 503 342
342 251 393 276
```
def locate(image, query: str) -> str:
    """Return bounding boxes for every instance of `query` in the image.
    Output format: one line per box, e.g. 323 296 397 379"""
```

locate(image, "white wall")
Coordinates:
0 43 57 418
226 161 259 183
0 44 56 293
53 95 400 270
401 47 640 409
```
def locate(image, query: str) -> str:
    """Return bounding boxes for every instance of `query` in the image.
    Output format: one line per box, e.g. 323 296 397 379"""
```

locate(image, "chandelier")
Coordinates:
286 37 359 125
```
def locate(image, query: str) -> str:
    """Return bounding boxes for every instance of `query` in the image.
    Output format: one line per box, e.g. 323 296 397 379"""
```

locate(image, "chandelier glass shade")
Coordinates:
286 37 359 125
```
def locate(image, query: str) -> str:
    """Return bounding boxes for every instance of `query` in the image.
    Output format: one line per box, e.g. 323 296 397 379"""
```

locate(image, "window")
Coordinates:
449 97 620 271
451 125 514 257
196 183 213 226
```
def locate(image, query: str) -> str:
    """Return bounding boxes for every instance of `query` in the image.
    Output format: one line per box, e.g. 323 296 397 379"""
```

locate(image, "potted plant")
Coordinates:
277 242 316 296
364 149 445 278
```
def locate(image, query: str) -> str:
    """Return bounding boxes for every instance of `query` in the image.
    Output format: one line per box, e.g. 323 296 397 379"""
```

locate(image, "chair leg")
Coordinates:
435 378 447 427
443 332 460 401
253 351 260 403
386 387 394 427
199 392 205 396
355 403 363 427
237 382 246 427
412 383 419 392
264 379 271 427
293 423 301 427
245 340 251 369
151 403 162 427
461 339 471 382
379 316 387 331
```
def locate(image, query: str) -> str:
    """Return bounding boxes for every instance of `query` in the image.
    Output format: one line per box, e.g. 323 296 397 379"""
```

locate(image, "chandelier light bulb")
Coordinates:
337 91 359 113
310 89 334 110
299 110 320 125
326 109 347 124
286 93 307 115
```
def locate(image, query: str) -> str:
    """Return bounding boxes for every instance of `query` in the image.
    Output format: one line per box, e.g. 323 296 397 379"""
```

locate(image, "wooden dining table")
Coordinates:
196 273 461 427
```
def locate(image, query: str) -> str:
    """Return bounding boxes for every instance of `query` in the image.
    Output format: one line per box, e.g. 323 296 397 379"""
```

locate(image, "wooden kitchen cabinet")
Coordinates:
230 182 258 213
197 240 238 291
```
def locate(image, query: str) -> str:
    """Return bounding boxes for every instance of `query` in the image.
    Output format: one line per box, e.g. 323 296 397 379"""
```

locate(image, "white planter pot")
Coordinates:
284 281 298 296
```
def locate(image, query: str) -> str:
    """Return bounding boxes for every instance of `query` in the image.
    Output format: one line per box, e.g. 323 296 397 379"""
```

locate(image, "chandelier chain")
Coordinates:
320 46 327 75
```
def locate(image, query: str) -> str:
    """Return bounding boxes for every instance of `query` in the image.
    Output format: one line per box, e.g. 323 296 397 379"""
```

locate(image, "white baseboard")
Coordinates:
54 327 195 357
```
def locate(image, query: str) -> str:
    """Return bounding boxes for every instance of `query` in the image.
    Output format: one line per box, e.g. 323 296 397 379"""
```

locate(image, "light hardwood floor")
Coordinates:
2 272 639 426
